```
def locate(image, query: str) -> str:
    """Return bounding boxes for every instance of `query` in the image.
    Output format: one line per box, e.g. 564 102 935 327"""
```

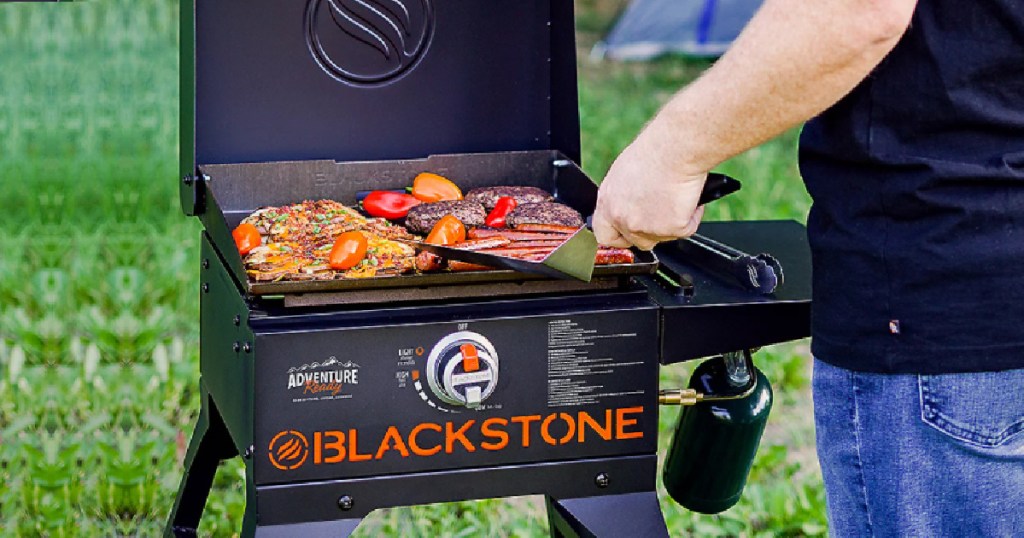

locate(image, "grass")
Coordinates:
0 0 820 536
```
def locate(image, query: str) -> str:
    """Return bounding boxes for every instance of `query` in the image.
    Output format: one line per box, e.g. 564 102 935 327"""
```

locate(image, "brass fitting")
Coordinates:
658 389 702 406
658 377 759 406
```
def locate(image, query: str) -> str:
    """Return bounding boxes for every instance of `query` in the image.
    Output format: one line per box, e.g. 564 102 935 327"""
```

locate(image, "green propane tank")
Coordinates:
662 351 773 514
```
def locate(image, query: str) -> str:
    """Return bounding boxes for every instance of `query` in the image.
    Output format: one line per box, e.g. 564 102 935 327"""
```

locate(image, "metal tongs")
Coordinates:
677 233 783 294
407 227 599 282
410 174 743 282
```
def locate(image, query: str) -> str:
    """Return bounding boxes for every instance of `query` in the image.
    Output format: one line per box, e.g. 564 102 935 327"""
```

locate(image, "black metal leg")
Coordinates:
546 492 669 538
165 383 239 537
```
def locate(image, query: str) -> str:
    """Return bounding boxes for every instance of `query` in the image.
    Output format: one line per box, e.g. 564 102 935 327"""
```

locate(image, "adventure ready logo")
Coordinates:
286 357 360 403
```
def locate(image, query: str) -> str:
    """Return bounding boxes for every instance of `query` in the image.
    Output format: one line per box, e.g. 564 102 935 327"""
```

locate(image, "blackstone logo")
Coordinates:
305 0 434 86
266 407 646 471
287 357 360 402
268 430 309 471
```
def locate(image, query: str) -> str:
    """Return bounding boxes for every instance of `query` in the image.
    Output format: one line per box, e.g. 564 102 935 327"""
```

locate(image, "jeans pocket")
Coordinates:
918 369 1024 448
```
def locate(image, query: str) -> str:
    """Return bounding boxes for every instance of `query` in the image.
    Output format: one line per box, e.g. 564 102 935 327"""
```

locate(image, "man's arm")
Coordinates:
592 0 918 250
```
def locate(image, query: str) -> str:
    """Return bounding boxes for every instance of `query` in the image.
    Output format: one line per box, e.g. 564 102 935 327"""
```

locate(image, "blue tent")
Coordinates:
593 0 763 60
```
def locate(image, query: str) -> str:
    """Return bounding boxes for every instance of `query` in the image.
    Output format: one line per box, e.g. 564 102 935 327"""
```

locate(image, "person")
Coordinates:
592 0 1024 535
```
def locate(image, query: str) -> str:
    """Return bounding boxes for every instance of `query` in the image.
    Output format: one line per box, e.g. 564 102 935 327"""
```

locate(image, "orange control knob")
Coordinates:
460 343 480 372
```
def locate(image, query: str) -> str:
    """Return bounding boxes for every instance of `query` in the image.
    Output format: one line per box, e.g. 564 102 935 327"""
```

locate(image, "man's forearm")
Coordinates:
643 0 917 175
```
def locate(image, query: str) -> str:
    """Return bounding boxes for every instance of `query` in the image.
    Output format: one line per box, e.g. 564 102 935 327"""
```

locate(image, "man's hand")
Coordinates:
593 130 707 251
589 0 915 251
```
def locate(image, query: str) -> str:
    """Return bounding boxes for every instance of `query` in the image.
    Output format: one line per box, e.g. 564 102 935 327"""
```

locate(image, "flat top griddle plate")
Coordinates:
248 250 658 296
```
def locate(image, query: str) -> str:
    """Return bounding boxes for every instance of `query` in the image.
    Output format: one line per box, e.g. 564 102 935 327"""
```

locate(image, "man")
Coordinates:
593 0 1024 535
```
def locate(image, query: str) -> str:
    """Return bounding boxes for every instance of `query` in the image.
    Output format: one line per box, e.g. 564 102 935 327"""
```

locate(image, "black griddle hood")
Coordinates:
180 0 582 215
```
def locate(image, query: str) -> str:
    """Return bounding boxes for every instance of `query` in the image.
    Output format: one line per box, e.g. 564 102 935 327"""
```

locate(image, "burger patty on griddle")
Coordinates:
405 200 487 234
465 186 554 210
505 202 585 228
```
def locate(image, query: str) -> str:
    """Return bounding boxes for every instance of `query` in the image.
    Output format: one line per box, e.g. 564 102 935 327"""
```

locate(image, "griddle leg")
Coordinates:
546 492 669 538
165 383 238 538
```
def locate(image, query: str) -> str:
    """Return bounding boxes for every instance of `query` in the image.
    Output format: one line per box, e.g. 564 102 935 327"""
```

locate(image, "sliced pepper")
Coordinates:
425 215 466 245
412 173 463 203
363 191 421 219
484 196 518 228
232 222 262 255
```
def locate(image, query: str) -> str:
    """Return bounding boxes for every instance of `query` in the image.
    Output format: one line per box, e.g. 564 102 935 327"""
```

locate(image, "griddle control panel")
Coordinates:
425 331 499 409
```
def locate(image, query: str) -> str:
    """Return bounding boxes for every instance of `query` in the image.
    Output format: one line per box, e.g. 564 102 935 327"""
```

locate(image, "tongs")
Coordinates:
409 226 600 282
676 233 784 294
406 174 742 282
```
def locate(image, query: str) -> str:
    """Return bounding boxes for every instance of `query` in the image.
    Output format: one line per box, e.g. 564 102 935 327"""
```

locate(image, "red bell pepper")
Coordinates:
362 191 421 219
484 196 518 228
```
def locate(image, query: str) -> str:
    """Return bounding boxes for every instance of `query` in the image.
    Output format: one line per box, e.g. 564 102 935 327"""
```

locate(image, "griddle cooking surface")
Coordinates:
248 250 658 296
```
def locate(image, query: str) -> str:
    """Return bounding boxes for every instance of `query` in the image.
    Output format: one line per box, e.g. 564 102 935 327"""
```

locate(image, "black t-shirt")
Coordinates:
799 1 1024 373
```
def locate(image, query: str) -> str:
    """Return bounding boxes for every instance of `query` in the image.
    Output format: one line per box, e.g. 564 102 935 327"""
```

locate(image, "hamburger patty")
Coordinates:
505 202 585 229
465 186 554 209
405 200 487 234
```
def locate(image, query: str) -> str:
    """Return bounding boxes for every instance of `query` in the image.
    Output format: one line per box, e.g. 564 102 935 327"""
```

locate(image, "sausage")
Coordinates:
595 248 635 265
416 251 443 272
449 237 513 251
467 228 569 241
448 260 495 272
501 240 567 249
479 247 557 258
512 223 580 234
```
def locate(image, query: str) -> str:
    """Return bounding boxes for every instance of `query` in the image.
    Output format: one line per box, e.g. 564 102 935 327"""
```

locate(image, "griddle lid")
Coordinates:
184 0 581 168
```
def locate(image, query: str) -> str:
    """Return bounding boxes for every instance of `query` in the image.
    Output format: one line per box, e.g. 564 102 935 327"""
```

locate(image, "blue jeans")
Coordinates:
812 359 1024 537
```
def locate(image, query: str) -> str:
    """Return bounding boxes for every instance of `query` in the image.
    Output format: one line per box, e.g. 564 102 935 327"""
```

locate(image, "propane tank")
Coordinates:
662 351 773 514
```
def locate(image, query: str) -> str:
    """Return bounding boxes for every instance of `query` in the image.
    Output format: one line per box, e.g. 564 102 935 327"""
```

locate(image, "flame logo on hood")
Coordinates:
306 0 434 86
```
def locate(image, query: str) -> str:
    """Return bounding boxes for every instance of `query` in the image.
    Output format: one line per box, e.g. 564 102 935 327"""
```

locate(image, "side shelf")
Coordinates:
643 220 812 364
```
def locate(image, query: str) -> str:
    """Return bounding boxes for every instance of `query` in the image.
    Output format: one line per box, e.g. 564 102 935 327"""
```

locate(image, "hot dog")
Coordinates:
512 223 581 234
448 260 495 272
449 237 513 250
467 228 569 242
596 248 635 265
500 240 567 249
479 246 558 257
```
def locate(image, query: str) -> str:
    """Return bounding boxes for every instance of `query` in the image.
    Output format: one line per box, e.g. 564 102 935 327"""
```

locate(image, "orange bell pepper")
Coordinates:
412 173 463 203
329 231 368 270
425 215 466 245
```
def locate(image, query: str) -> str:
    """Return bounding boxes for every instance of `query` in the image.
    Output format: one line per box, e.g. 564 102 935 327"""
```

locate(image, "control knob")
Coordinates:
425 331 499 408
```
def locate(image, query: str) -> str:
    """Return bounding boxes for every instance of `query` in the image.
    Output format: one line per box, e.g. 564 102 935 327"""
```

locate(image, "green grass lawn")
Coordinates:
0 0 821 536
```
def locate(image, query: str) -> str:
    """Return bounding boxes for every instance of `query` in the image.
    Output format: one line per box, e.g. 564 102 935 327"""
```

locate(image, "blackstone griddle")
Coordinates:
167 1 812 536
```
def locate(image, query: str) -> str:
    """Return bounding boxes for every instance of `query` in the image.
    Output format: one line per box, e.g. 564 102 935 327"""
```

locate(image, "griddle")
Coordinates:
168 2 812 537
199 151 660 300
